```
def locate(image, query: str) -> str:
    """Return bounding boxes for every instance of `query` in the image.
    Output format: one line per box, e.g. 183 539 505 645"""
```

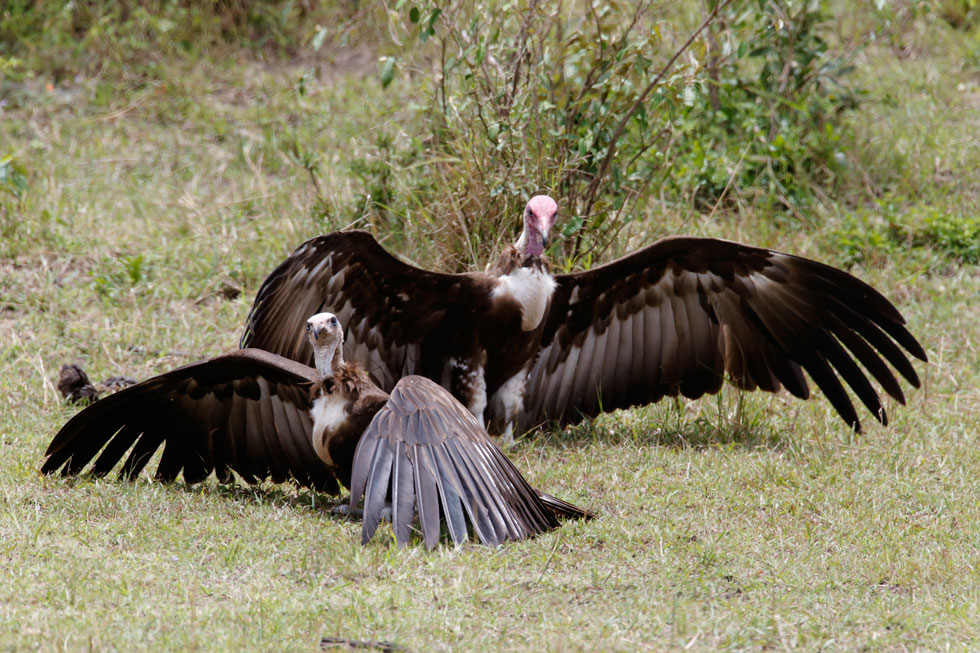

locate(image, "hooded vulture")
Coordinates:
241 196 927 440
42 313 591 549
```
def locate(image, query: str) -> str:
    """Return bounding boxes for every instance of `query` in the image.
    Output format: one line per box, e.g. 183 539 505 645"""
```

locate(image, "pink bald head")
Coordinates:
519 195 558 257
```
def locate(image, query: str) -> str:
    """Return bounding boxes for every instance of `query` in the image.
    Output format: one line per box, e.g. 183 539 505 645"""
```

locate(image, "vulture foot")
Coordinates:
332 502 393 524
330 503 362 519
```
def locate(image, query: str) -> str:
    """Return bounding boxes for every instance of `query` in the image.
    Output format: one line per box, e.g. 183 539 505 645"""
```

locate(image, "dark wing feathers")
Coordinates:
154 403 193 481
41 349 339 492
350 376 589 549
55 392 163 475
523 237 927 432
240 231 471 390
241 230 922 435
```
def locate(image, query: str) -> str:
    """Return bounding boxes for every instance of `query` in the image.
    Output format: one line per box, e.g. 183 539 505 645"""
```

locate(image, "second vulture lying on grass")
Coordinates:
241 196 927 439
42 313 591 549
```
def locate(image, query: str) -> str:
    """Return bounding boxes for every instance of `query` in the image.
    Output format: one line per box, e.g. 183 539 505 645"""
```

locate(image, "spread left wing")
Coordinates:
348 376 588 549
521 236 927 432
42 349 338 492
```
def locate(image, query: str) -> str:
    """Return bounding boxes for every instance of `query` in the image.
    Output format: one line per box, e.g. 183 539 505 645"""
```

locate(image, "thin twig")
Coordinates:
705 137 754 222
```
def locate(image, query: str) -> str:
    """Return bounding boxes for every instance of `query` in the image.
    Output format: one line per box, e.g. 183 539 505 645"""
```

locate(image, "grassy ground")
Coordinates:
3 3 980 651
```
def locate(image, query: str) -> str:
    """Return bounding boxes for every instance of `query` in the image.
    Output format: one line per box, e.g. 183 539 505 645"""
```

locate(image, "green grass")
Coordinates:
3 4 980 651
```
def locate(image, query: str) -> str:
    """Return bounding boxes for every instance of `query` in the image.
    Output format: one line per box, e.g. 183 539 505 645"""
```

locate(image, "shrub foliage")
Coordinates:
2 1 866 270
349 0 863 269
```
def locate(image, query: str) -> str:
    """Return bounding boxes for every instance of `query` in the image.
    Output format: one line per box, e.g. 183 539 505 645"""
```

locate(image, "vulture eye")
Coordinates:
330 317 338 326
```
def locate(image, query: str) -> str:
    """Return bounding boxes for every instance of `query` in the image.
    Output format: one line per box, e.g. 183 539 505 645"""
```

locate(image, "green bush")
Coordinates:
345 0 863 269
669 0 860 210
830 204 980 268
909 210 980 264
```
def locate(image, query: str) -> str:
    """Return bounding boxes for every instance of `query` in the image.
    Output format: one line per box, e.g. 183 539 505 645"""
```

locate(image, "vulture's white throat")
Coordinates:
492 266 557 331
313 340 342 380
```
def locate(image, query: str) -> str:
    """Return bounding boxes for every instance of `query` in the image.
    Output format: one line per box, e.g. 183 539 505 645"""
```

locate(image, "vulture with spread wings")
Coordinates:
241 196 927 439
43 313 591 549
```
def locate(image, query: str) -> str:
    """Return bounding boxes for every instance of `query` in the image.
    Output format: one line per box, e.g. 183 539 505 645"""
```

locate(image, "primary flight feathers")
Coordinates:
43 313 591 549
242 196 926 437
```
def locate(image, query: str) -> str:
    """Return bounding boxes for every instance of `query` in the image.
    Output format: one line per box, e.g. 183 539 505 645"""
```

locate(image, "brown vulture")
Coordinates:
240 196 927 440
42 313 591 549
57 363 136 404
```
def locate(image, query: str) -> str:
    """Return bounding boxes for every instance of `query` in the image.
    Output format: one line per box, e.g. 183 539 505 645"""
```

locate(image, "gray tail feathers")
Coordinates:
536 491 596 521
